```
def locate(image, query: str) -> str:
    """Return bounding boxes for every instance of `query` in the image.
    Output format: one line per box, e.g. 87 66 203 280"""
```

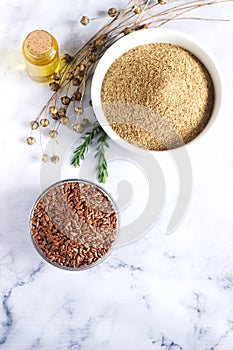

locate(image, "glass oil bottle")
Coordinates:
22 30 60 83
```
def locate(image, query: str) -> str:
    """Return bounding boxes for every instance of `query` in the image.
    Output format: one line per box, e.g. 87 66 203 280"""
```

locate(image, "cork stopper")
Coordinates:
26 30 53 55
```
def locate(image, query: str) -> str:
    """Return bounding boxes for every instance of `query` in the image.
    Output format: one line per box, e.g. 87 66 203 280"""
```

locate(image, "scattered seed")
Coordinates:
133 5 141 14
49 130 58 138
61 96 71 105
30 121 39 130
89 54 96 63
79 64 86 72
51 155 60 163
49 82 60 92
72 78 81 86
80 16 89 26
108 8 117 17
123 27 133 35
63 53 72 63
27 136 35 145
42 154 49 162
60 116 69 125
40 118 50 127
58 108 66 117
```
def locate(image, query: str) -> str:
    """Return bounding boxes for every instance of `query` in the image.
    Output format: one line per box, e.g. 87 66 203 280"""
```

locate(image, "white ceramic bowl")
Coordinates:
91 28 221 153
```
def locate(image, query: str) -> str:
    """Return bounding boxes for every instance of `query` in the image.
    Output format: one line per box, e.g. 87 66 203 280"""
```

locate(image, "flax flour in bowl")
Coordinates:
92 29 221 152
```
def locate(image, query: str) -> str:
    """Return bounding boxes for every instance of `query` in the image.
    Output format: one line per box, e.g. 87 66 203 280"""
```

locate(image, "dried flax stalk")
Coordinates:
27 0 233 174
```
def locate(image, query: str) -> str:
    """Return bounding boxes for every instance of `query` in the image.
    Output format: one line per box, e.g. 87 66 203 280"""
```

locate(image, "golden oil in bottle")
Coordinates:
22 30 60 83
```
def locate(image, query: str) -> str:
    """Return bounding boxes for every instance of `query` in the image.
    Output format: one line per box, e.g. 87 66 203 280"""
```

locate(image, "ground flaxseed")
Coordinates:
101 43 214 150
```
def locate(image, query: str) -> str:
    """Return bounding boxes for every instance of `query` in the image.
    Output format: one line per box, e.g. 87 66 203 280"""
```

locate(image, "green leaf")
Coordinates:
96 130 109 183
70 124 109 183
71 124 102 168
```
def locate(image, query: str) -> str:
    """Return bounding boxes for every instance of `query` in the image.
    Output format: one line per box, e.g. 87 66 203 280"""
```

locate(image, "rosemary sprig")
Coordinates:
95 131 109 183
71 124 102 167
71 124 109 183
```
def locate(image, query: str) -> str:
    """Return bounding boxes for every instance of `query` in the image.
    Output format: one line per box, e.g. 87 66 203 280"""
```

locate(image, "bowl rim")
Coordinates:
29 178 120 271
91 28 222 154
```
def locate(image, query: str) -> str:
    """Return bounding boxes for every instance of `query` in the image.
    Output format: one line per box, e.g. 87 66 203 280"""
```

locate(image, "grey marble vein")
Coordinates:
161 336 183 350
109 259 143 271
209 322 233 350
0 262 44 345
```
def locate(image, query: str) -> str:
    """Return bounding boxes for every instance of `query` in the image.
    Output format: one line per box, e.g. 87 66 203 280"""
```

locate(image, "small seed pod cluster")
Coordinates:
26 0 218 169
26 56 91 160
30 180 118 270
26 1 151 158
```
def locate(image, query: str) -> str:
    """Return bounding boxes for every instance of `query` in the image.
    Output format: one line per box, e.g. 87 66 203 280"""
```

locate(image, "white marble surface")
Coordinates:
1 0 233 349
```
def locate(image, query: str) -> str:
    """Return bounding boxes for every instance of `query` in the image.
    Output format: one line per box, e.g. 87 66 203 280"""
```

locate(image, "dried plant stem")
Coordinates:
28 0 233 170
33 0 233 124
154 16 229 22
135 0 153 24
138 0 232 24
